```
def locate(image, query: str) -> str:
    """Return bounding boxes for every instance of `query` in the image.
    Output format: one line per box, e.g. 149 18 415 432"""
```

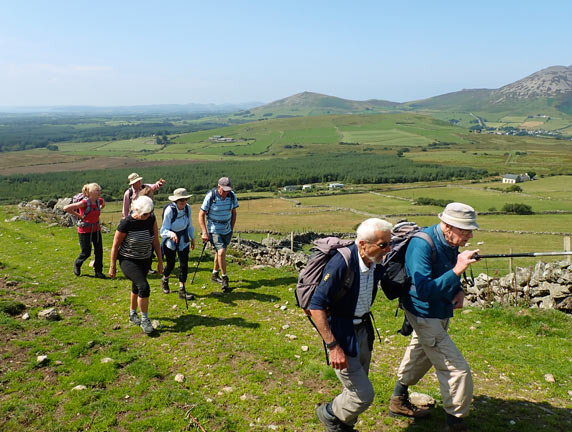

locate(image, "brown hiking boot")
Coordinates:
389 395 431 418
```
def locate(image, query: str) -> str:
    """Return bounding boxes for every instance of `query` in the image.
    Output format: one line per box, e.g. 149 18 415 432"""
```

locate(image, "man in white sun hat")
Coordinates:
389 202 479 432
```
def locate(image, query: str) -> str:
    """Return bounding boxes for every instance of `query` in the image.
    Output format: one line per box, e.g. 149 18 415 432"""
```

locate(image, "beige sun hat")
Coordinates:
128 172 143 185
439 202 479 230
168 188 193 201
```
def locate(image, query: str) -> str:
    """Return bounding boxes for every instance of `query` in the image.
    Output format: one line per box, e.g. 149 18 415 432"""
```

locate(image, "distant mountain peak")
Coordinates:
494 65 572 100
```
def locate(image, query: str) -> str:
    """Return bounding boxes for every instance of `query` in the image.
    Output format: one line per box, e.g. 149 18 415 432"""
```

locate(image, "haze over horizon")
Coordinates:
1 0 571 107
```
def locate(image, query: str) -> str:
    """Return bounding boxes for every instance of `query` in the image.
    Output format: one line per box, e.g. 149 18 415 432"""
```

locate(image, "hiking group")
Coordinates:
63 178 481 430
63 174 239 334
306 203 479 432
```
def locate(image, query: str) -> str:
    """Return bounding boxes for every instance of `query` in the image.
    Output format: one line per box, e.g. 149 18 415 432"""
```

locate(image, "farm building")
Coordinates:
329 183 344 189
502 173 531 184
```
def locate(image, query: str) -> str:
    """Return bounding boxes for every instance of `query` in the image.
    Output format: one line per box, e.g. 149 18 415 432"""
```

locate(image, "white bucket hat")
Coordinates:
439 202 479 230
168 188 193 201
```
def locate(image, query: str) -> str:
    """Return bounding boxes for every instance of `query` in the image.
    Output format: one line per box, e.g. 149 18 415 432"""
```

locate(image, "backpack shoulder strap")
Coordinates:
413 231 436 262
331 246 355 304
168 203 178 224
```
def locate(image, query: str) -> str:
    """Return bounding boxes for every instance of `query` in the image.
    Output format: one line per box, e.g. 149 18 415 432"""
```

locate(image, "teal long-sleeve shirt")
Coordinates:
401 224 462 319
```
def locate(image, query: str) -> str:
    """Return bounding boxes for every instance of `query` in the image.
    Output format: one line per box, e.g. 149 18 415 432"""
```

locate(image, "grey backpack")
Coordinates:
295 237 355 314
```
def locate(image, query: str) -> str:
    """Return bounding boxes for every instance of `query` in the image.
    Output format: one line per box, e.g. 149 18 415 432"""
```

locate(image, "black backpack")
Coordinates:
162 202 190 224
378 221 436 300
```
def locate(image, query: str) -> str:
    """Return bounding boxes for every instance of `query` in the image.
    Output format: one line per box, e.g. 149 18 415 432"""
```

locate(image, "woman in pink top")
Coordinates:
64 183 106 278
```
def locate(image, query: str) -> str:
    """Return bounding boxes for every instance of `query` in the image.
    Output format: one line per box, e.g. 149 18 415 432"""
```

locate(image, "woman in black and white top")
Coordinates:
109 196 163 334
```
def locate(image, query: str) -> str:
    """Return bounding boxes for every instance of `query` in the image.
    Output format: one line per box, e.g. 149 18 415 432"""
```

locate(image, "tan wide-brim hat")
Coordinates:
439 202 479 230
128 172 143 185
168 188 193 201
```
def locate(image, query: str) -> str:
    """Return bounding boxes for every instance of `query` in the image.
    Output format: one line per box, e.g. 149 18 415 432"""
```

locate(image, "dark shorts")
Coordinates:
208 232 232 251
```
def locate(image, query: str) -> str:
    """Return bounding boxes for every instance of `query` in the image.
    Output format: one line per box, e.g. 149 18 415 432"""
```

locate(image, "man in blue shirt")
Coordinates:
389 203 479 432
198 177 239 292
310 218 392 431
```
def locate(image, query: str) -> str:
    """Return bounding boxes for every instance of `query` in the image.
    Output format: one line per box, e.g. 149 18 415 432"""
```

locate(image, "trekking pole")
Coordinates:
190 241 208 285
474 251 572 260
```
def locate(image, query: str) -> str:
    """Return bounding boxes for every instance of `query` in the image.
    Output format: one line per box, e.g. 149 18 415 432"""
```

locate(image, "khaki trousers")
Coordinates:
397 310 473 418
331 325 375 425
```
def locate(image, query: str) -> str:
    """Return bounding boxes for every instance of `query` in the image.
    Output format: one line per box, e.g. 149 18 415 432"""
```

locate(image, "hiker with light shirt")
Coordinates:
122 172 166 218
198 177 239 292
388 202 479 432
160 188 195 301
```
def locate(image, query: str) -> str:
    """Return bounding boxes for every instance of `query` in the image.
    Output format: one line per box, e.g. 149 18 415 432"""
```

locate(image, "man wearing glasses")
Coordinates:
311 218 392 431
389 203 479 432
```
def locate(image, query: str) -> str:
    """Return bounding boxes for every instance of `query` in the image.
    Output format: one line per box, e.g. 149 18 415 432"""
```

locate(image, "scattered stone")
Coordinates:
286 334 297 340
301 345 309 352
36 355 49 365
22 313 30 320
282 324 290 330
38 307 60 321
72 385 87 391
174 374 185 383
151 320 162 329
544 373 555 383
112 324 121 330
101 357 113 364
409 392 436 407
268 425 279 430
125 395 130 399
222 386 233 393
86 340 95 349
509 420 516 425
55 361 63 366
240 394 248 401
280 305 287 311
172 304 178 310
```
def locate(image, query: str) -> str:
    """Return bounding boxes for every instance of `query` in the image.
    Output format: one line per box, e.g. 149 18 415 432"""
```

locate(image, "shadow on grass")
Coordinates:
195 289 281 306
236 276 298 290
153 312 260 334
400 395 572 432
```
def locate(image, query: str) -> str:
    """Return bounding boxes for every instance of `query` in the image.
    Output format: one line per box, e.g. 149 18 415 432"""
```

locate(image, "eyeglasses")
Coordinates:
368 241 390 249
452 226 472 236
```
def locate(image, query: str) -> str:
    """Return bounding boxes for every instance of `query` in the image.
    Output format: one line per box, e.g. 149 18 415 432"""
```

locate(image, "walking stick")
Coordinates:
474 251 572 259
190 241 208 285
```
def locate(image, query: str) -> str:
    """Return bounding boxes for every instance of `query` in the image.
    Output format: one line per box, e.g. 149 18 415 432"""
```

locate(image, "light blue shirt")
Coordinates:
200 189 239 235
160 204 195 251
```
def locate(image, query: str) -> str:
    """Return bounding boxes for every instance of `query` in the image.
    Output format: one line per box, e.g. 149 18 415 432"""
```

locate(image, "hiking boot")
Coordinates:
73 262 81 276
389 395 431 419
211 272 223 283
315 403 346 432
129 312 141 326
443 422 468 432
178 287 195 300
94 271 107 279
221 275 230 292
140 317 154 334
161 278 170 294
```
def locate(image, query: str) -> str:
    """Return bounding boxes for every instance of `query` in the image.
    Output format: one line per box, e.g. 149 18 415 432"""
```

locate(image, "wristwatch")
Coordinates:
325 340 339 349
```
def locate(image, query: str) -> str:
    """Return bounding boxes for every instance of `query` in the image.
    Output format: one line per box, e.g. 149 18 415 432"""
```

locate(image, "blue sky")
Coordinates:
1 1 570 106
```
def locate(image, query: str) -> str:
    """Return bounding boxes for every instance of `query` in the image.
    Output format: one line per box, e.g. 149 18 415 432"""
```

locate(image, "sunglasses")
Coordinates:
368 241 390 249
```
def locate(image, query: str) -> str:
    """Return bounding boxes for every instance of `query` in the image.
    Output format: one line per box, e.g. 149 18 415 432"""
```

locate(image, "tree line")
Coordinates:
0 153 487 204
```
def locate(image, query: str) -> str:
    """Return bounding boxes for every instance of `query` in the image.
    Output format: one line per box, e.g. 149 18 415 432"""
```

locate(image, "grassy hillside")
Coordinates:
1 207 571 431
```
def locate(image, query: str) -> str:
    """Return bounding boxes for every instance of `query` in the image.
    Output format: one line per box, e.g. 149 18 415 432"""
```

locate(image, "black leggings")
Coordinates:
76 231 103 273
163 246 190 283
119 257 151 298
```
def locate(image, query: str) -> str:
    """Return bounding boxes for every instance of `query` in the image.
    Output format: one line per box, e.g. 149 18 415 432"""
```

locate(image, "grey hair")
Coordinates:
355 218 393 243
131 195 154 216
